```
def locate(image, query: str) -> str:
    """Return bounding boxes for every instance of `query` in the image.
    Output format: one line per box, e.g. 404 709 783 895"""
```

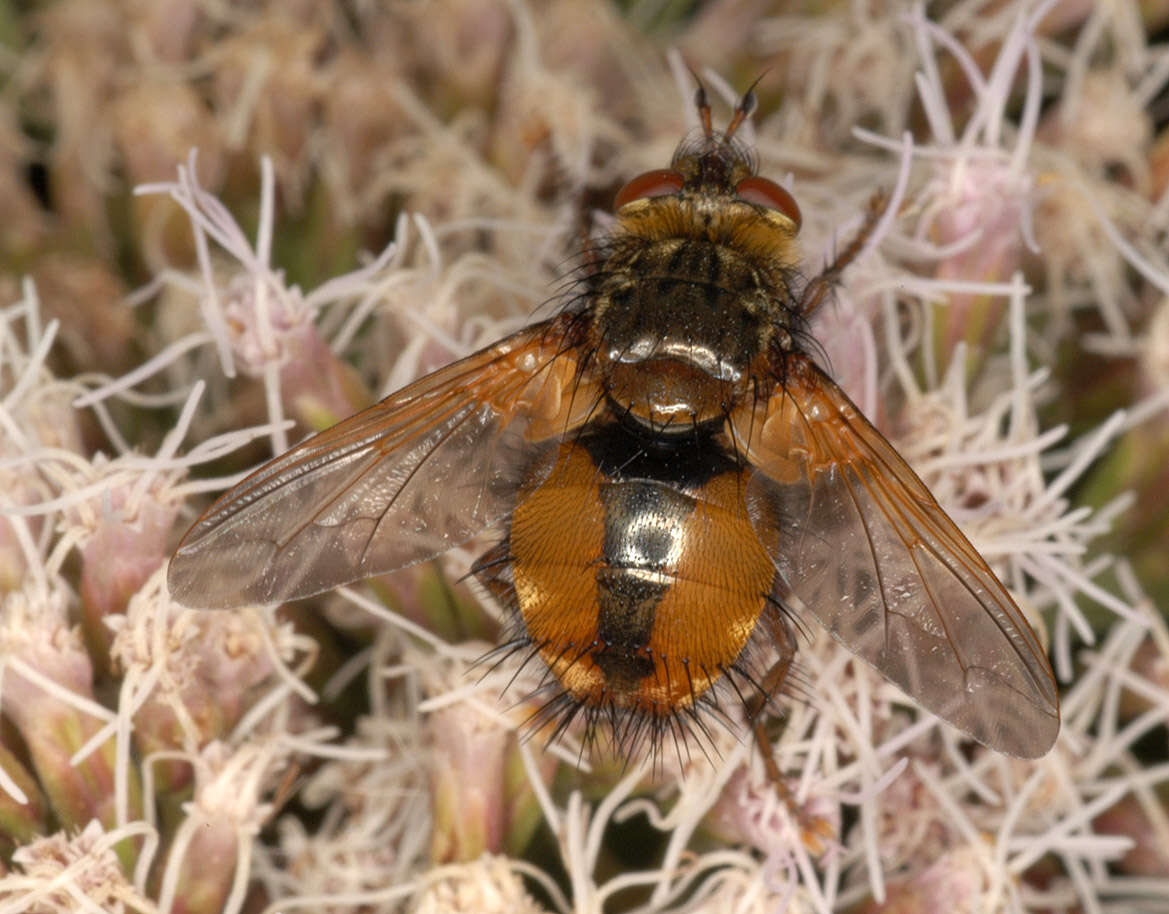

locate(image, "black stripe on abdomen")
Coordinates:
593 480 694 691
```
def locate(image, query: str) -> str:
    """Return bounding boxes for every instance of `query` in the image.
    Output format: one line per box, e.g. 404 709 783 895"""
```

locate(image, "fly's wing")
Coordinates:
169 318 598 608
730 354 1059 758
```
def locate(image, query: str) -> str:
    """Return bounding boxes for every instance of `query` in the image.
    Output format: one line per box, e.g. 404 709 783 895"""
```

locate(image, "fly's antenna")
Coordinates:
697 84 713 138
685 62 714 139
724 73 766 141
685 67 768 141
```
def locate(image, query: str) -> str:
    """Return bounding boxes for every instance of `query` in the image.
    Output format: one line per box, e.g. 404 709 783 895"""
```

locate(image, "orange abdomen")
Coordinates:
507 437 777 718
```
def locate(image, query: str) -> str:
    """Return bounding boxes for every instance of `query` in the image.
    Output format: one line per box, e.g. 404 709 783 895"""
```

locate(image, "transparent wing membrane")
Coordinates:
169 320 596 607
733 355 1059 758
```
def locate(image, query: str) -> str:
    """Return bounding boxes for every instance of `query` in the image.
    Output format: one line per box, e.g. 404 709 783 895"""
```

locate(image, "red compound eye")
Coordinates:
615 169 685 209
735 176 801 229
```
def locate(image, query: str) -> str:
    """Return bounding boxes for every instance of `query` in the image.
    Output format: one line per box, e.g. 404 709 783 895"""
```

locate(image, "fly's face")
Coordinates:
168 83 1060 762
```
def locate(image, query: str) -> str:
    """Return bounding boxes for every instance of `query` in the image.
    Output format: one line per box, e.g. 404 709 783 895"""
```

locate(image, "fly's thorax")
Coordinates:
589 206 801 430
604 358 734 429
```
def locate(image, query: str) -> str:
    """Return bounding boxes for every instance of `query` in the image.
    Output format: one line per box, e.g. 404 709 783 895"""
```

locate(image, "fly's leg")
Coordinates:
748 609 835 854
797 190 889 317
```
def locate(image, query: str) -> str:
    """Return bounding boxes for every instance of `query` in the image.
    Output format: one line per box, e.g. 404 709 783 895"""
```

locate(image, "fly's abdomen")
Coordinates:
502 431 776 717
